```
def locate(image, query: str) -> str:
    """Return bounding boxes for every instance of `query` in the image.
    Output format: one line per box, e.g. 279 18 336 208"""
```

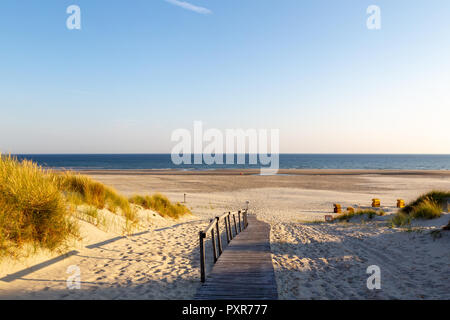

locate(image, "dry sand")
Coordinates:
0 170 449 299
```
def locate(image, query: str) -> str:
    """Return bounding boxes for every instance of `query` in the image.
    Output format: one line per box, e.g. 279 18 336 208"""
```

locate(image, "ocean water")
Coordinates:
11 154 450 171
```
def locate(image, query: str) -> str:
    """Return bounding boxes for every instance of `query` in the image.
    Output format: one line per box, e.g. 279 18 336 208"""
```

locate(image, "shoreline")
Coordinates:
64 168 450 176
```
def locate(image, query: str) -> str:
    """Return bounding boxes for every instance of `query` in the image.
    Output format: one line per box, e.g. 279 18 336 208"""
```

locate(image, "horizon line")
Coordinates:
7 153 450 156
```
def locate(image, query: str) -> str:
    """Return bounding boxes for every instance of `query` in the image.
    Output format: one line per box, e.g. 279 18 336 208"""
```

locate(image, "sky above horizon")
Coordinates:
1 0 450 154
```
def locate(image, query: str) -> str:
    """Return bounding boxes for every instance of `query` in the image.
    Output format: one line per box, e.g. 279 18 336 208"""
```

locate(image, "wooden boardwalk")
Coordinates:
195 215 278 300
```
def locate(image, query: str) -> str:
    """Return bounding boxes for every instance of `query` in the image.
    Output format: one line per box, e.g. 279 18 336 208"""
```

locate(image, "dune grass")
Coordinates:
390 212 411 227
1 154 191 258
401 191 450 215
54 172 137 224
0 155 78 258
336 209 385 222
409 198 442 219
390 191 449 227
129 194 191 219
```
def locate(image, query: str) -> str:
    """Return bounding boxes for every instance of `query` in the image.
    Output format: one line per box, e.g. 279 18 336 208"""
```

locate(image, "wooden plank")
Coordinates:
195 215 278 300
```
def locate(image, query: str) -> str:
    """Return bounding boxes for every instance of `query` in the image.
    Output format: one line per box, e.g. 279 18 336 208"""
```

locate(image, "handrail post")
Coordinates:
199 231 206 283
246 210 249 228
244 209 248 229
210 220 217 263
215 217 223 256
224 215 230 244
233 213 238 235
228 213 233 240
238 211 242 233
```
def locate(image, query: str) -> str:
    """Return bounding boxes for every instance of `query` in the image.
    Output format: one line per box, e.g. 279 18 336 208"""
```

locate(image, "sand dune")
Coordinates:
0 213 211 299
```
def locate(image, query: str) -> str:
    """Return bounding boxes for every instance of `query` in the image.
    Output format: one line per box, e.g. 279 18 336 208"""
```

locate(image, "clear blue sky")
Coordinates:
1 0 449 154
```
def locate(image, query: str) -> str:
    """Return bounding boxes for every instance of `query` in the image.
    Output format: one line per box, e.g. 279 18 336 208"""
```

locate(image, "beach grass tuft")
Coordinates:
129 194 191 219
390 212 411 227
336 209 385 222
0 154 78 258
54 172 138 224
401 190 450 215
409 198 442 219
391 191 448 227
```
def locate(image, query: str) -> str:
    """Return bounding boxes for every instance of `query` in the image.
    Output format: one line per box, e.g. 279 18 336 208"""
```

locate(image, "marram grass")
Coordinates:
129 194 191 219
0 154 190 258
410 198 442 219
391 191 448 227
336 209 385 222
401 190 449 217
54 172 138 224
0 154 78 258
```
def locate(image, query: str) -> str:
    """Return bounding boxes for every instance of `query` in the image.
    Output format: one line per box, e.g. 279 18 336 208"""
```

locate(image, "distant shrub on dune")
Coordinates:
410 198 442 219
390 212 411 227
336 209 385 222
391 191 449 227
401 190 450 215
129 194 191 219
0 155 78 257
55 172 137 224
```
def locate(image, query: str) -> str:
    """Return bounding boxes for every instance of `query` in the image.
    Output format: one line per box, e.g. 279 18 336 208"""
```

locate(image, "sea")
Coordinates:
10 154 450 171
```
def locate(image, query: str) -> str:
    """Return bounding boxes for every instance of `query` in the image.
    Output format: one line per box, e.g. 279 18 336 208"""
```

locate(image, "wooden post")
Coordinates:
229 213 233 241
224 216 230 244
184 193 186 203
233 214 238 235
211 223 217 263
246 211 249 228
244 210 248 229
238 211 242 233
199 231 206 283
228 213 233 240
215 217 223 256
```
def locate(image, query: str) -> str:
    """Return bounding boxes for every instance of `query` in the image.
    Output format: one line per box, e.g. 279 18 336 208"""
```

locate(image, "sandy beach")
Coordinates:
3 0 450 307
1 170 449 299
